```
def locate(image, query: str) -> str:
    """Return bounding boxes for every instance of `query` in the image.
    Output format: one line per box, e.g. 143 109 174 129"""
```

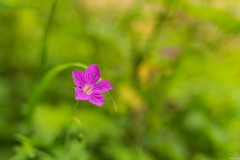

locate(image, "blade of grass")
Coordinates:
28 63 87 130
39 0 58 79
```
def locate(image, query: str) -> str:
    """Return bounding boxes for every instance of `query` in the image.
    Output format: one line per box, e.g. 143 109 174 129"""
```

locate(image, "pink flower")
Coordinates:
72 64 113 106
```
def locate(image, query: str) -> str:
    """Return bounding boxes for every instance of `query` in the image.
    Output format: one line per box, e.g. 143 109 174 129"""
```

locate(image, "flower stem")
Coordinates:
64 100 79 152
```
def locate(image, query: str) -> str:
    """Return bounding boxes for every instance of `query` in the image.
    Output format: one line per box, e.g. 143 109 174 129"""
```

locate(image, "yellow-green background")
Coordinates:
1 0 240 159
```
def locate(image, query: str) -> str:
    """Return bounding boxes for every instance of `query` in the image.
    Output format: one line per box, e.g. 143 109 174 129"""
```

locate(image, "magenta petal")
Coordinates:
88 93 104 106
85 64 101 85
72 70 86 87
75 87 89 100
94 80 113 93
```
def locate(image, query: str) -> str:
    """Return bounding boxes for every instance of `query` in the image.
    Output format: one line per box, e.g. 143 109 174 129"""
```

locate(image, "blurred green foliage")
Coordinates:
1 0 240 159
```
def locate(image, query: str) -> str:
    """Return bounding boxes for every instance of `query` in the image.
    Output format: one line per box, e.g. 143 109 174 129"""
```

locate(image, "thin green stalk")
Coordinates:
64 100 79 152
39 0 58 78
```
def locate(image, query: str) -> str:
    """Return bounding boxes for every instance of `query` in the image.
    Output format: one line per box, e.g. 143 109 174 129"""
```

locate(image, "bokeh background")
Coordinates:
1 0 240 159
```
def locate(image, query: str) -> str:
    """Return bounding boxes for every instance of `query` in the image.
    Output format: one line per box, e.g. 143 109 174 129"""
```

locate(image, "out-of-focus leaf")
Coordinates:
184 4 240 33
86 19 131 57
153 136 187 160
183 111 208 131
0 3 33 10
33 104 70 144
10 134 37 160
58 140 89 160
193 154 211 160
77 109 122 141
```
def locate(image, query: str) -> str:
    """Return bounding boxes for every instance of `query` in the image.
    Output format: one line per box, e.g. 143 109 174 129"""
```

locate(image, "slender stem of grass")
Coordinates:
39 0 58 79
27 63 87 133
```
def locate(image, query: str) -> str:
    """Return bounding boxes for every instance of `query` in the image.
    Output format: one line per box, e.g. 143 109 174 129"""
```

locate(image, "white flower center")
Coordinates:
83 85 92 95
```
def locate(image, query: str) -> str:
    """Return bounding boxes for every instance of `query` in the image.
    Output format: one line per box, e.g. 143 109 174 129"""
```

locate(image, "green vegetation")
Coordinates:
1 0 240 159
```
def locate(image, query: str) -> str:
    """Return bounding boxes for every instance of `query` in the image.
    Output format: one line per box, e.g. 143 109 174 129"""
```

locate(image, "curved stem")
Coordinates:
28 63 87 133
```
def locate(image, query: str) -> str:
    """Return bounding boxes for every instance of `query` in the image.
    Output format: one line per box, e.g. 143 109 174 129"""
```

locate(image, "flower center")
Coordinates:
83 85 92 95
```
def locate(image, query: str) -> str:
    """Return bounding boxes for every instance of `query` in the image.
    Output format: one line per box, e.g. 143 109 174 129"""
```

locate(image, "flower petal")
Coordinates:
85 64 101 85
75 87 89 100
72 70 86 87
94 80 113 93
88 93 104 106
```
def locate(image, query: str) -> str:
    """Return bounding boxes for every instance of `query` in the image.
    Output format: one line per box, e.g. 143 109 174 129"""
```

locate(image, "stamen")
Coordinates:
83 85 92 95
